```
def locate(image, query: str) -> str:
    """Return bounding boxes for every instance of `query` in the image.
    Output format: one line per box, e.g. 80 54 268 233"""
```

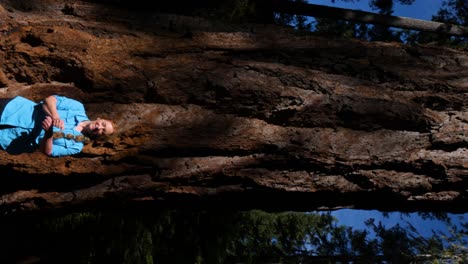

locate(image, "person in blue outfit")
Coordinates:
0 95 114 157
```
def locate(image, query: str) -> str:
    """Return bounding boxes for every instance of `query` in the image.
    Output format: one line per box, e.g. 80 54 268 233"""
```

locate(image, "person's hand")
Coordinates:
42 116 53 131
52 117 65 130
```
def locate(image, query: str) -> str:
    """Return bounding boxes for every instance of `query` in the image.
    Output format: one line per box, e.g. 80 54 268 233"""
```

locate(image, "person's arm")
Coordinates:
48 142 83 157
40 116 54 156
42 95 64 130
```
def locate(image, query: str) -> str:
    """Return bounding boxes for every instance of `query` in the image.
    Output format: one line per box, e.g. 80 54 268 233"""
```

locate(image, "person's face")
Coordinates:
86 119 114 136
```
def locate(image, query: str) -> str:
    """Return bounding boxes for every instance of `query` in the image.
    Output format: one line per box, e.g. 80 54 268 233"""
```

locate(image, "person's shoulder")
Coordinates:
54 95 84 107
10 96 34 104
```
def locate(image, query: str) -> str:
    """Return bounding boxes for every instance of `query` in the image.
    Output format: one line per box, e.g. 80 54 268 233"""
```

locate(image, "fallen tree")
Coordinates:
0 0 467 214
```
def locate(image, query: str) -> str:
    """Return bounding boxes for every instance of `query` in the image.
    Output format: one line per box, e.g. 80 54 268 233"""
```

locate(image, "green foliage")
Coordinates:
366 0 467 46
274 0 466 47
314 18 358 39
434 0 467 26
369 0 394 15
274 0 312 31
220 0 257 22
427 0 468 47
0 210 465 263
399 0 468 47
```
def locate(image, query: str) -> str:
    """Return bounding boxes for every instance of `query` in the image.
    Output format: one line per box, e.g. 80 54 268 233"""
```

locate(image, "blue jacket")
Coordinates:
0 95 89 156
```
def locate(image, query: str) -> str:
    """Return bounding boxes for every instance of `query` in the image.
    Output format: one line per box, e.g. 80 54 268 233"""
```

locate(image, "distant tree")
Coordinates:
274 0 468 45
367 0 415 42
430 0 467 45
389 0 467 46
281 0 420 42
1 210 466 263
311 0 367 39
274 0 312 31
313 18 358 38
433 0 467 26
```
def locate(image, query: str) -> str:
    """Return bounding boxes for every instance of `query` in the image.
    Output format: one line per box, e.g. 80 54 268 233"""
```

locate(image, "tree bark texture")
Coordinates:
0 0 467 214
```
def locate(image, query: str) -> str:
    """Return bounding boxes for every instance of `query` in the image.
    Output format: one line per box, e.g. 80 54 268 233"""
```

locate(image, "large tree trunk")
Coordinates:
0 0 467 214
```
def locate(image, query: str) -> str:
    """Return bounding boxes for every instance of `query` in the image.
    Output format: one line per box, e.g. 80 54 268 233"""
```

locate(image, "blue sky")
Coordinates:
309 0 444 21
330 209 466 239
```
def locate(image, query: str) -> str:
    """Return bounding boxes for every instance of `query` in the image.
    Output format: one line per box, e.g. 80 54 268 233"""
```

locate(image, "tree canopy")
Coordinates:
271 0 468 46
2 210 466 263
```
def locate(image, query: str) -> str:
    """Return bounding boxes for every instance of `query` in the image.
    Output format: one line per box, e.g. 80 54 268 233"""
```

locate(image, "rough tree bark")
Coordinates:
0 0 467 214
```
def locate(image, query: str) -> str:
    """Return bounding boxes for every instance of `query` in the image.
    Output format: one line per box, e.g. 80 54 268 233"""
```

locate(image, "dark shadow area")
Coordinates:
80 0 259 17
0 104 45 155
20 33 44 47
413 95 464 111
0 169 118 195
0 208 465 264
44 57 93 92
